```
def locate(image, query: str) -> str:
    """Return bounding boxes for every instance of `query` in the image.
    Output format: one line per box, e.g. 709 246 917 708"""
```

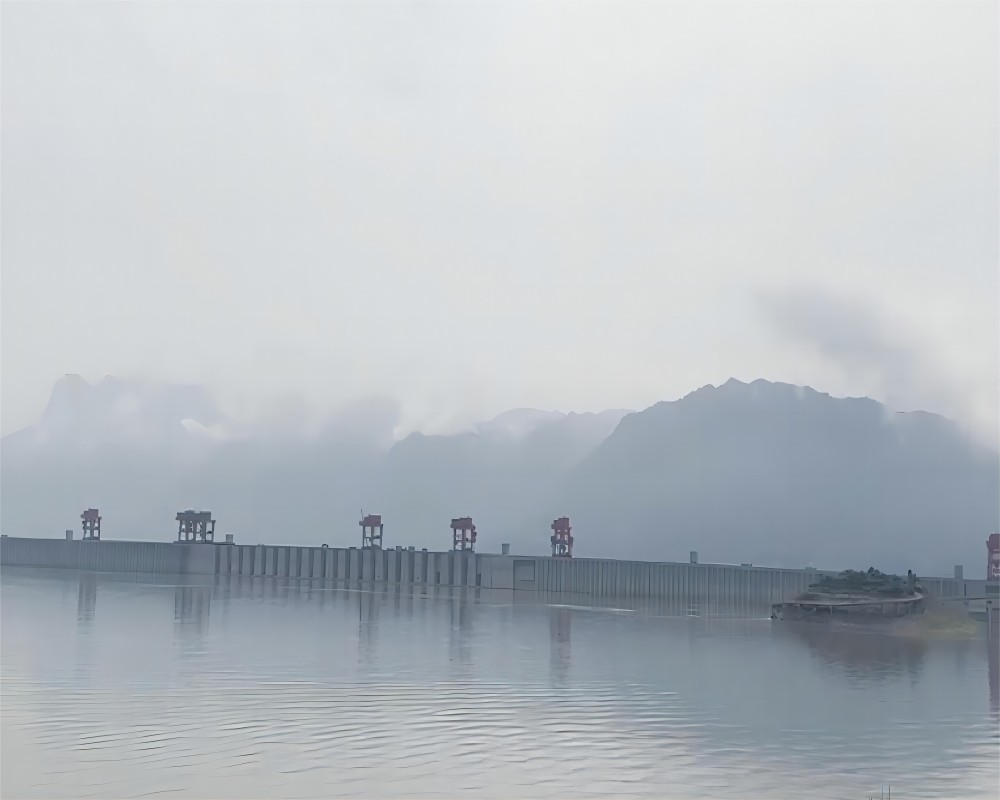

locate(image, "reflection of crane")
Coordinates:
174 586 212 631
448 595 473 667
77 574 98 622
358 585 380 666
989 633 999 719
549 607 572 684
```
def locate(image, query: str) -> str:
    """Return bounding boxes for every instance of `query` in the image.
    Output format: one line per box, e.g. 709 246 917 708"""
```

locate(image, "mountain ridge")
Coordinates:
2 374 996 576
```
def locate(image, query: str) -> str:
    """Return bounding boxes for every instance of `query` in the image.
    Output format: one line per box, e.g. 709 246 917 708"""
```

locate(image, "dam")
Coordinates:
0 535 983 607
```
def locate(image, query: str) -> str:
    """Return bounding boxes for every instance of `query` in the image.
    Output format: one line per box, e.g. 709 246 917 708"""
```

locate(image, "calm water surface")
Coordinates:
2 567 997 799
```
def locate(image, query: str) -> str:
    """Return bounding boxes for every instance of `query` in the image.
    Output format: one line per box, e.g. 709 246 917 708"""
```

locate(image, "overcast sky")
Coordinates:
2 1 997 441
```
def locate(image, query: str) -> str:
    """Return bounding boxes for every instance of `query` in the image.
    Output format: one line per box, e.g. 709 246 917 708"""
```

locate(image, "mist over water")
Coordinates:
3 0 997 797
4 376 997 575
2 568 996 799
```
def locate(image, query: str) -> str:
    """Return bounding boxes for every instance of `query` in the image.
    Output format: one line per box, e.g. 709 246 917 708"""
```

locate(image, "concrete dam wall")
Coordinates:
0 536 979 605
0 536 214 575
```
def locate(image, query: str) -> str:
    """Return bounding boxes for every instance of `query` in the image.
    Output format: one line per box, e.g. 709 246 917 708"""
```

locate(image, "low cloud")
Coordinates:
757 285 998 447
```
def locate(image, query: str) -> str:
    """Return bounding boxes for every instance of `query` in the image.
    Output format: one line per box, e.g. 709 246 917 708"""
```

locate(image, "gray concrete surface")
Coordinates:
0 536 976 605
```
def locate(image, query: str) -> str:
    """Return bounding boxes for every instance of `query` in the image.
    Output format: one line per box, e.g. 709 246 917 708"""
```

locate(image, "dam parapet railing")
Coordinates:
0 536 984 605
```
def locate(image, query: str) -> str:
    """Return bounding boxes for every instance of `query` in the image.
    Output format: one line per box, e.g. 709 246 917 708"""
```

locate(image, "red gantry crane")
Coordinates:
81 508 101 541
551 516 573 558
176 510 216 543
360 514 384 549
451 517 477 552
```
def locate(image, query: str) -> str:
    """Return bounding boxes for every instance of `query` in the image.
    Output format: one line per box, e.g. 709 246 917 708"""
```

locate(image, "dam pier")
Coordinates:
0 534 984 608
1 507 991 608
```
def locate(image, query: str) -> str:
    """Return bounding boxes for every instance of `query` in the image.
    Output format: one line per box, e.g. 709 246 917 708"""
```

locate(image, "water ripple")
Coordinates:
2 568 998 799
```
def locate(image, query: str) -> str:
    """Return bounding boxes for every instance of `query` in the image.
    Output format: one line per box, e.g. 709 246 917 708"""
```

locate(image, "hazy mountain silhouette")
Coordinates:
558 379 998 573
1 375 996 576
370 408 629 548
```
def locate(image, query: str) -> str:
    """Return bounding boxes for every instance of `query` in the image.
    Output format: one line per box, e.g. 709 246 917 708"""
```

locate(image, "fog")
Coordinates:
2 374 996 576
4 6 1000 800
2 0 997 444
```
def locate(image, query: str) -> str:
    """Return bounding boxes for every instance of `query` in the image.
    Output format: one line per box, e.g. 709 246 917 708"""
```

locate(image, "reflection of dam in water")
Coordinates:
550 608 572 684
990 634 999 718
17 570 1000 734
4 567 996 800
358 585 380 665
174 585 212 633
13 570 1000 723
77 574 98 622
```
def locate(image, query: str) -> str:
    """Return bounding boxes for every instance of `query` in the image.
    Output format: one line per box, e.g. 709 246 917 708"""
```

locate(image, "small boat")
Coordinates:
771 592 925 623
771 568 925 623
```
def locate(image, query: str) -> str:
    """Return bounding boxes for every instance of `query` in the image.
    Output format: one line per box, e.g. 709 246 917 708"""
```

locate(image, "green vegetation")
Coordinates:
898 608 980 639
807 567 921 598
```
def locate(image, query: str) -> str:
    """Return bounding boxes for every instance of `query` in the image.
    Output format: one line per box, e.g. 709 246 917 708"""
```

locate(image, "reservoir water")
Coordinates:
2 567 997 799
